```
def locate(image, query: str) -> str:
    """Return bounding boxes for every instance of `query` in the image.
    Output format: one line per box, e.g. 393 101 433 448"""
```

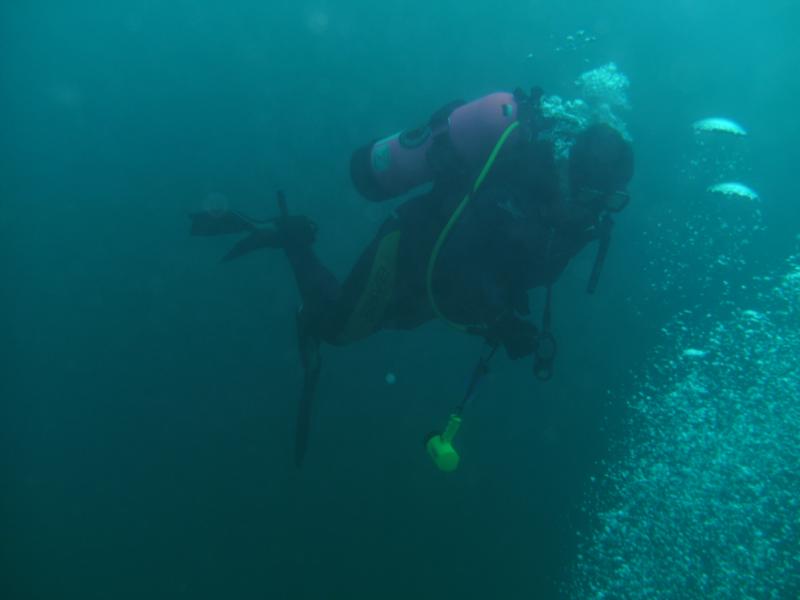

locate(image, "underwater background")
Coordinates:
2 1 798 598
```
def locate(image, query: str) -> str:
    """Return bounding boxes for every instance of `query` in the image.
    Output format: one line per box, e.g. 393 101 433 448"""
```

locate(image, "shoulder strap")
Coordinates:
533 284 557 381
587 214 614 294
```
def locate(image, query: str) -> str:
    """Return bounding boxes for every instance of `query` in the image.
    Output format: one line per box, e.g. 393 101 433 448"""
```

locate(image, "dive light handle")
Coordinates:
441 413 461 444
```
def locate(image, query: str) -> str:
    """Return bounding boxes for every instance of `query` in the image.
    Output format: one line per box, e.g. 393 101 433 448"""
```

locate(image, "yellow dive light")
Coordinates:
426 414 462 472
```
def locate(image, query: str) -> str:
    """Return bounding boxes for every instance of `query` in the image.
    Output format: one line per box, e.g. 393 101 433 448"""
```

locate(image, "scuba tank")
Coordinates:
350 92 523 201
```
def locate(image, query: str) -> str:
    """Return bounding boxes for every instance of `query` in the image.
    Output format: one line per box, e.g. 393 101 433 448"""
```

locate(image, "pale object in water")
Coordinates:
575 62 630 109
692 117 747 136
707 182 760 201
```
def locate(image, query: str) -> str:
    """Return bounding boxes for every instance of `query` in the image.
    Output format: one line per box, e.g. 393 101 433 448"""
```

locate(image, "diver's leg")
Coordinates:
287 215 401 345
287 220 399 465
282 243 341 337
285 218 401 466
324 217 402 344
282 240 338 468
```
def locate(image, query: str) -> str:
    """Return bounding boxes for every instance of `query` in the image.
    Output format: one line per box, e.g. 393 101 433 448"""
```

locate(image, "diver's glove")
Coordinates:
486 313 539 360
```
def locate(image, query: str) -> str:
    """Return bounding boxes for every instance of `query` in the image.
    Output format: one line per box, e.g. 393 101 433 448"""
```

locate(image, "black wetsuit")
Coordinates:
286 137 601 351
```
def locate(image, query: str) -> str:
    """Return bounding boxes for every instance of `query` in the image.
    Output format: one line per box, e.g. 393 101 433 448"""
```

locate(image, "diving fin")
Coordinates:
221 229 282 262
294 306 321 468
189 210 261 237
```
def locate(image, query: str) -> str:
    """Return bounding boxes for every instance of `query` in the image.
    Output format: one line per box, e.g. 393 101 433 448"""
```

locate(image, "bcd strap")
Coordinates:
587 214 614 294
533 213 614 380
533 284 557 381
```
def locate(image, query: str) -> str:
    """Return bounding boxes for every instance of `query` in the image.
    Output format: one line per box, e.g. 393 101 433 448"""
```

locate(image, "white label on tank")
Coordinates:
372 141 392 173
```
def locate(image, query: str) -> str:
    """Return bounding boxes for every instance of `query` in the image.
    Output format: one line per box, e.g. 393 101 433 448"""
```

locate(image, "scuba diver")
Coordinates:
190 88 634 469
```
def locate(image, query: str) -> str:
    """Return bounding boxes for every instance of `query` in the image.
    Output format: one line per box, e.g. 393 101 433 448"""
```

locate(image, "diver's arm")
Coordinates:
477 266 538 360
485 311 538 359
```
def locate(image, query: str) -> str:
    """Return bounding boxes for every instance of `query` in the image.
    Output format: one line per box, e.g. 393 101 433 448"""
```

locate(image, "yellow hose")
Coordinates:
426 120 521 333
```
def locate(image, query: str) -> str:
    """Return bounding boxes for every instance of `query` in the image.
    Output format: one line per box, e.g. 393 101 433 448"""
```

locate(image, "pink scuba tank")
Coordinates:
350 92 520 201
